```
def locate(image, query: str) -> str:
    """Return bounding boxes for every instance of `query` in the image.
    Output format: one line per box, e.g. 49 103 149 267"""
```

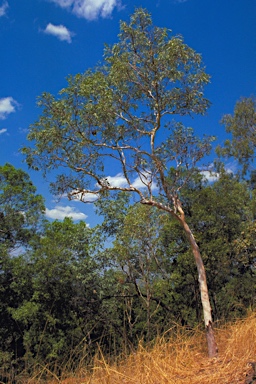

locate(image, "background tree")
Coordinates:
0 164 255 380
217 96 256 175
179 171 254 320
6 217 105 377
23 9 217 356
96 171 256 333
0 164 45 380
110 204 173 341
230 220 256 313
0 163 45 250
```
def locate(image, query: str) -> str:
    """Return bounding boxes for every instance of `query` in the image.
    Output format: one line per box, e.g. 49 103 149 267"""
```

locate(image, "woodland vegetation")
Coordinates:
1 148 256 382
0 8 255 383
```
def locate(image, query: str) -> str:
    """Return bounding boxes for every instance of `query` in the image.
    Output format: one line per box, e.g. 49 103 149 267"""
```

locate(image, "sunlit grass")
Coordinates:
19 312 256 383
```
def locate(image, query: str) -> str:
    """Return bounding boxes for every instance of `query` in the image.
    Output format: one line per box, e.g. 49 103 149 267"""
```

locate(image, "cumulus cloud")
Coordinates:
200 170 219 183
0 128 7 135
105 173 128 188
0 1 8 17
200 163 235 183
44 23 73 43
104 172 157 191
49 0 121 20
45 205 87 220
70 172 157 201
68 172 158 203
70 190 99 202
0 97 18 120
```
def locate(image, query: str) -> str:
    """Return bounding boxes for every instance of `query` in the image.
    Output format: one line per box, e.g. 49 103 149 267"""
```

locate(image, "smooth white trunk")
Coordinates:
180 217 218 358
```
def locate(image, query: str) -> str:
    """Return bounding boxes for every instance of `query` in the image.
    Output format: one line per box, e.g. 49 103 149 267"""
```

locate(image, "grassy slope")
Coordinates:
29 312 256 384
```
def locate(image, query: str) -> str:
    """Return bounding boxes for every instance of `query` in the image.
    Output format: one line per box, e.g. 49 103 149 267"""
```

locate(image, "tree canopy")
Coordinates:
0 163 45 250
23 8 213 210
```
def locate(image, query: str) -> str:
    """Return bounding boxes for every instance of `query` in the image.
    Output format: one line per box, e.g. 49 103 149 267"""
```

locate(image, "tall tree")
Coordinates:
23 9 217 356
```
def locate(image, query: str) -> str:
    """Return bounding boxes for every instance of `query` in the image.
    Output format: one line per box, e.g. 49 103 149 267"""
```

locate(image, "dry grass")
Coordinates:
24 312 256 384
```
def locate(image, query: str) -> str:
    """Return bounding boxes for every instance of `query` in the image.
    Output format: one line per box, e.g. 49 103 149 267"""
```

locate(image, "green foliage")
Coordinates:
0 164 255 379
217 96 256 175
23 8 213 210
110 205 170 339
95 191 130 237
0 164 46 380
179 172 255 320
10 218 100 366
0 163 45 249
1 6 254 377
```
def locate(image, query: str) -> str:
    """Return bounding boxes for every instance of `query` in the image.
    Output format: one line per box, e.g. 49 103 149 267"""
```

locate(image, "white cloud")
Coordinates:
68 172 158 203
200 170 219 183
104 172 157 191
0 97 18 120
70 189 99 202
105 173 128 188
44 23 73 43
0 1 8 17
45 205 87 220
51 0 73 6
0 128 7 134
49 0 121 20
201 163 235 183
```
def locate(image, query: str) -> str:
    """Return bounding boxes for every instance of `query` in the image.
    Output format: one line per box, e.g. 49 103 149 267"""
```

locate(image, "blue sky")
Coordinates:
0 0 255 226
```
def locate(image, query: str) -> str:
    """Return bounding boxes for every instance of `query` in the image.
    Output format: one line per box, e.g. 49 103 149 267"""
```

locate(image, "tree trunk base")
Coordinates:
206 321 218 358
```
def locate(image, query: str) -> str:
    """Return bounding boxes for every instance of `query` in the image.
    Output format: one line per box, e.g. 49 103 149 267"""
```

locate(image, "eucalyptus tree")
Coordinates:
23 9 217 356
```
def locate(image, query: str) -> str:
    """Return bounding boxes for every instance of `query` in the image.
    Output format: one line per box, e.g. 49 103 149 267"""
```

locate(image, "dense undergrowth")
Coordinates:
4 311 256 384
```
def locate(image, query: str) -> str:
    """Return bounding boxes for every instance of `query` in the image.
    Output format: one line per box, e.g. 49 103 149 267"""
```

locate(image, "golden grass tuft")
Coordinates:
25 312 256 384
